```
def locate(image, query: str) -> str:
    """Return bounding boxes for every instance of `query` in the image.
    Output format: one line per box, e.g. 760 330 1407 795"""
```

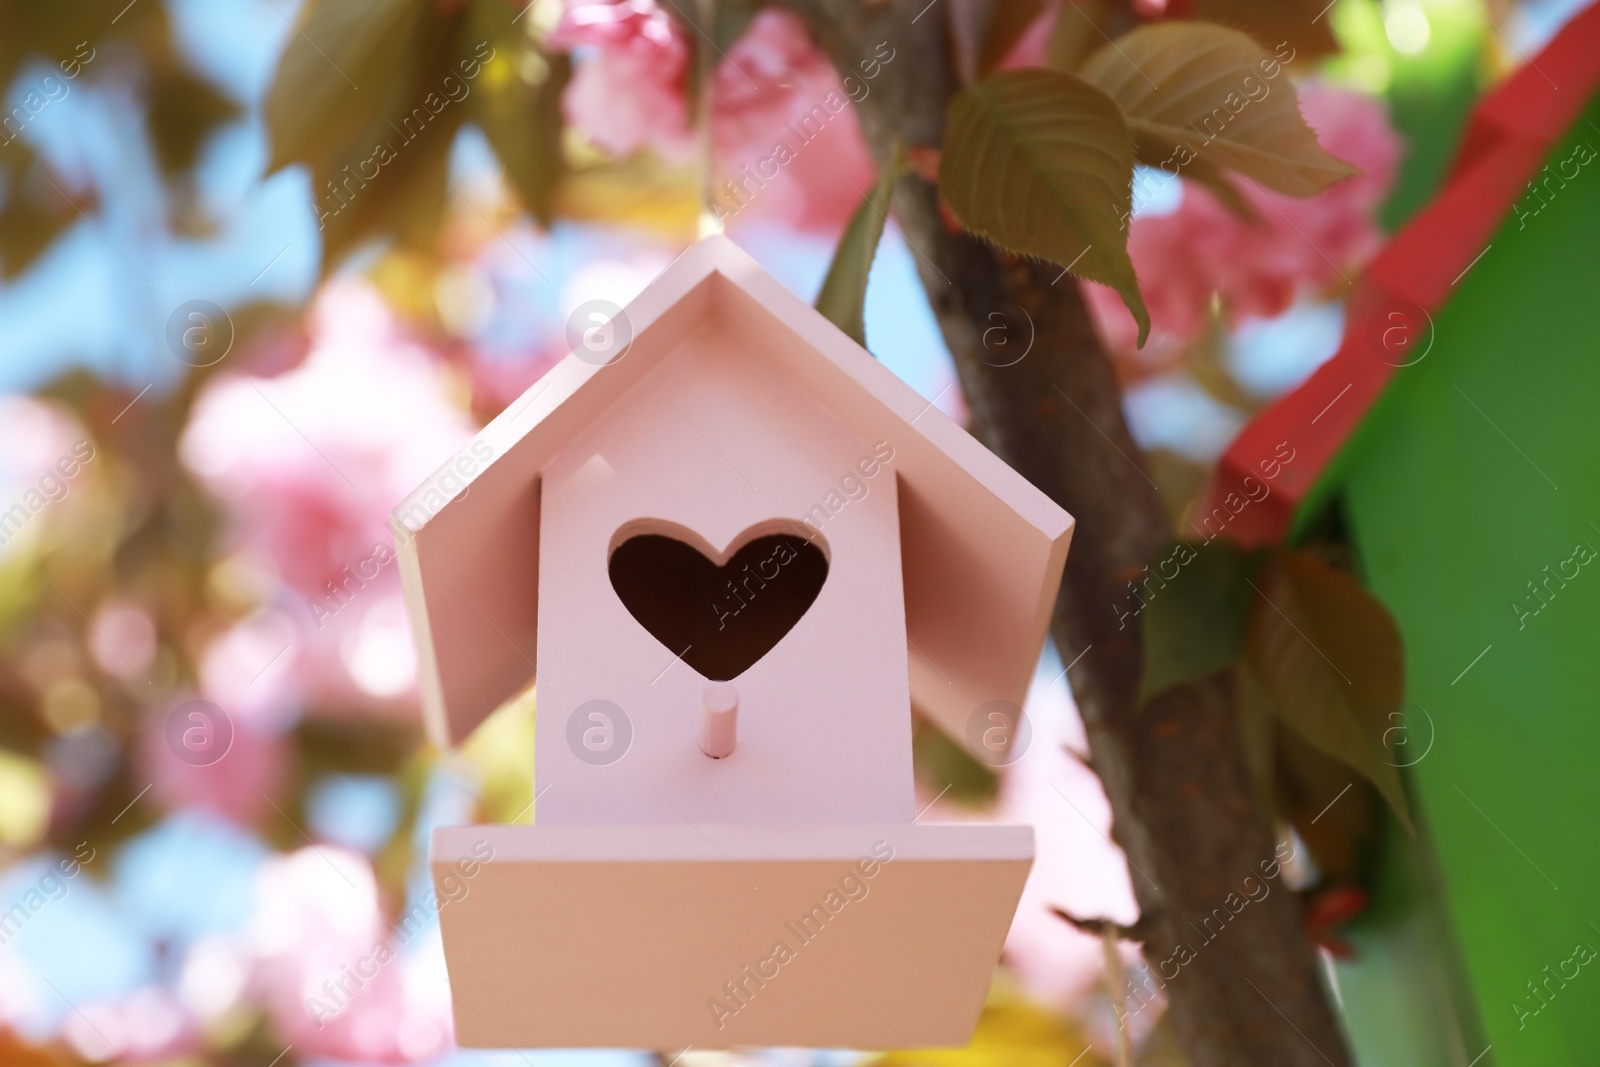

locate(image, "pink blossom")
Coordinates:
550 0 692 160
712 8 840 152
713 8 877 233
0 396 94 564
62 987 195 1064
178 936 253 1024
720 93 876 234
137 691 290 825
247 846 453 1062
462 346 564 420
1088 83 1403 357
0 396 83 489
181 281 475 600
552 1 875 232
905 675 1141 1015
180 281 477 714
88 600 157 681
195 609 302 729
995 676 1141 1010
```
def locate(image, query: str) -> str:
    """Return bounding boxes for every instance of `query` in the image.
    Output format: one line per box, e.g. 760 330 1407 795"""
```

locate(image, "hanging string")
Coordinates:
694 0 722 237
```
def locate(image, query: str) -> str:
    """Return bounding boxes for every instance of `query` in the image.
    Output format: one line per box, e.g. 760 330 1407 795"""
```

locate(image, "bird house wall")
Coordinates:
532 318 914 826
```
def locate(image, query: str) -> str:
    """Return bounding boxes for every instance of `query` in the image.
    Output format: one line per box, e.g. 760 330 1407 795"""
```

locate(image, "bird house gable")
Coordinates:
393 236 1073 753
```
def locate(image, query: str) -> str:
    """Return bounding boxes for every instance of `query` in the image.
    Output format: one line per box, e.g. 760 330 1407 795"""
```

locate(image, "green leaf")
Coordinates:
815 142 904 348
1244 551 1415 833
273 0 486 269
940 68 1149 345
1137 540 1255 706
1076 22 1357 197
264 0 430 175
466 0 570 227
315 104 464 270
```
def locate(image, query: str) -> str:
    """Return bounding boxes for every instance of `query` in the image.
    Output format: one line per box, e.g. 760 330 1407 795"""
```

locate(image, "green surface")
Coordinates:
1323 92 1600 1065
1334 810 1493 1066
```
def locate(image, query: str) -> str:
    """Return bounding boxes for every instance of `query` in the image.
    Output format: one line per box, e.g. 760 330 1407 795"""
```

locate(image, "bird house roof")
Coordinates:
393 235 1072 747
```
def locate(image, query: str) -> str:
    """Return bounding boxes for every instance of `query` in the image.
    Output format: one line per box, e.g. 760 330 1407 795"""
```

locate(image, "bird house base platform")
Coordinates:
432 822 1033 1050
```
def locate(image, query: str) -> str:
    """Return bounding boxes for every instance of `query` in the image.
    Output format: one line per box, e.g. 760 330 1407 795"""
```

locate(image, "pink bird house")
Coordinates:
393 237 1072 1050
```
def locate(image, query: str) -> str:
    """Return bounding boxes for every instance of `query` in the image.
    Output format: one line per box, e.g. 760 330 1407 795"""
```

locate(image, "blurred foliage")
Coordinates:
262 0 582 270
0 0 240 274
1243 549 1413 835
459 684 537 824
912 712 999 805
1137 542 1414 886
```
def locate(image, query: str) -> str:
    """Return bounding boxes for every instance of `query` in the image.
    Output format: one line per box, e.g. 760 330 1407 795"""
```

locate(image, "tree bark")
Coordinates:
783 3 1354 1063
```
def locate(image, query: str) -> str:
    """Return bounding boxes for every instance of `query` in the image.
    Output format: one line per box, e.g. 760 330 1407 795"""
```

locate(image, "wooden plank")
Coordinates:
433 823 1032 1048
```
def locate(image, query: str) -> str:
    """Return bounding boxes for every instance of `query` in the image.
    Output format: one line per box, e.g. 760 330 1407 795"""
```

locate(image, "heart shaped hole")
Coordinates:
608 522 829 681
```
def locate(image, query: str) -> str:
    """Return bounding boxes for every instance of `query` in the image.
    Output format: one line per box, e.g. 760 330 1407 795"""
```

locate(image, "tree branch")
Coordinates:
1051 907 1154 943
784 3 1354 1062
